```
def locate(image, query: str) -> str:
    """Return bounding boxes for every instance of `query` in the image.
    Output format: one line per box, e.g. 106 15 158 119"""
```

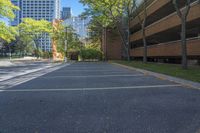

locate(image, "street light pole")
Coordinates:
9 45 11 61
64 27 68 63
64 40 67 62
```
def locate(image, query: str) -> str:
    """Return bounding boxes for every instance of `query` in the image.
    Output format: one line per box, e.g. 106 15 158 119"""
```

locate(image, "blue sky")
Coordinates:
61 0 85 16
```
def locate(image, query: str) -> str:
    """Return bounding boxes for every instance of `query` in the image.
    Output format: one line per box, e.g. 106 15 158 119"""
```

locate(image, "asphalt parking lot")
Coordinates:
0 62 200 133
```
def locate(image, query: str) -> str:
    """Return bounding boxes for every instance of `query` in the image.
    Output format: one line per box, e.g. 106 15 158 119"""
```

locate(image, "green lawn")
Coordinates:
111 60 200 83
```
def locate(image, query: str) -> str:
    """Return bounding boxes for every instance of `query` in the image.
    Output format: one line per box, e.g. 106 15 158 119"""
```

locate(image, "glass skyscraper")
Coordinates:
63 17 91 40
61 7 72 20
11 0 60 51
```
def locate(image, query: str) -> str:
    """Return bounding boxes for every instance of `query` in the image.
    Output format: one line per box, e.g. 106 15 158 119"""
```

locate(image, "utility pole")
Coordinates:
9 45 11 61
64 27 68 63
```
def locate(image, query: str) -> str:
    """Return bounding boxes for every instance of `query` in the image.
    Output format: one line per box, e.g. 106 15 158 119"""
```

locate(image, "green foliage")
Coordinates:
80 0 136 27
32 50 52 59
0 0 20 19
67 32 82 51
85 43 101 50
34 48 43 58
80 1 114 28
18 18 52 51
43 51 52 59
80 0 136 61
18 18 52 36
55 25 83 54
80 48 103 60
14 34 34 55
0 22 18 42
84 18 103 46
0 0 19 42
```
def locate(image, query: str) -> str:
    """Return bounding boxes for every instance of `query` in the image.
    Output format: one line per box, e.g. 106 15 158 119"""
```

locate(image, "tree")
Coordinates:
80 0 136 61
80 7 114 60
0 0 19 19
14 34 34 56
18 18 52 58
52 21 82 54
87 19 103 45
123 0 138 61
67 31 82 51
51 19 65 56
0 0 19 42
134 0 148 63
81 12 104 46
0 22 18 42
172 0 191 69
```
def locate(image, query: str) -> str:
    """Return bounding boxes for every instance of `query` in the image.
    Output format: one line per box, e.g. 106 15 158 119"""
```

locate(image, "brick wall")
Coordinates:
130 2 200 42
130 38 200 58
102 29 122 60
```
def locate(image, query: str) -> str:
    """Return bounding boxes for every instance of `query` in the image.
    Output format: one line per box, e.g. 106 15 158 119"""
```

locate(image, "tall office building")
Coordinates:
61 7 71 20
10 0 21 26
11 0 60 51
63 17 90 40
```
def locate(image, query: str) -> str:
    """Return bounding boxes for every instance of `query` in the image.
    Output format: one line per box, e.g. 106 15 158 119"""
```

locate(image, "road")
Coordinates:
0 62 200 133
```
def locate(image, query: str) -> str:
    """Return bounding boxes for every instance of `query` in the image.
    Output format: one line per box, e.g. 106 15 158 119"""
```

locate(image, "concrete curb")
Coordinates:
111 63 200 90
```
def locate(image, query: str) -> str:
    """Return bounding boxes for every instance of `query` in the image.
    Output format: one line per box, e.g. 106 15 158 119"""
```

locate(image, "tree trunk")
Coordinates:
103 27 107 61
116 23 130 61
100 29 103 52
34 37 40 59
127 19 131 61
181 17 188 69
172 0 190 69
142 20 147 63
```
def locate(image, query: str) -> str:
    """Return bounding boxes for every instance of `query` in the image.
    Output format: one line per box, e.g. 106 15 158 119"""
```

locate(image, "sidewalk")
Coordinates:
0 60 63 82
0 56 53 67
0 60 14 67
0 57 34 67
0 63 70 90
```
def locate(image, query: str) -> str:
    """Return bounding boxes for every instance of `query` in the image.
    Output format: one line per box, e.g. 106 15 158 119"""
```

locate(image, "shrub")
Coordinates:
80 48 103 60
43 52 50 59
34 49 43 58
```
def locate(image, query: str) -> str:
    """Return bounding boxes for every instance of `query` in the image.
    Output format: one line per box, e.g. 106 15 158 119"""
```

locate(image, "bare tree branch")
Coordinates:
172 0 182 18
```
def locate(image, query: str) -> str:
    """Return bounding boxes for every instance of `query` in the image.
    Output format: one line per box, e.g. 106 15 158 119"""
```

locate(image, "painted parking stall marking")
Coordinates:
0 84 182 92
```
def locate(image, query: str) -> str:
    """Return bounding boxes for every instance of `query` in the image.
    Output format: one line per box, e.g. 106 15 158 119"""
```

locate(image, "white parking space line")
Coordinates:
49 71 136 74
39 74 145 78
0 84 182 92
56 70 130 72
